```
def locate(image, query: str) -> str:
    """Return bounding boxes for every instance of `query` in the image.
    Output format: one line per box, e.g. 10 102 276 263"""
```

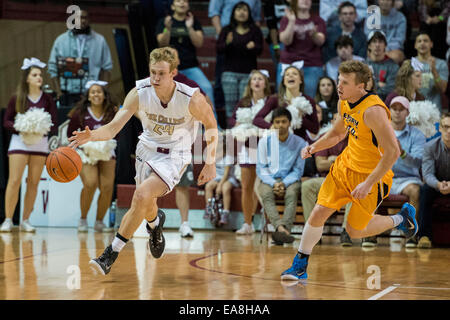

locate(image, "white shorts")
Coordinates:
213 176 240 188
8 134 49 156
134 141 191 194
390 177 423 195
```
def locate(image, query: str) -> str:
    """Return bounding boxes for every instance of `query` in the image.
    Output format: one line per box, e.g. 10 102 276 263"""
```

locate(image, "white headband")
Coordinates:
85 80 108 90
21 57 46 70
281 61 304 77
411 57 424 72
258 69 270 78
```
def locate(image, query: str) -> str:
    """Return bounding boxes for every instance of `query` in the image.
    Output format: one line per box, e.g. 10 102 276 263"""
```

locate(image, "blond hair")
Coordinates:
395 60 416 100
338 60 371 87
149 47 179 71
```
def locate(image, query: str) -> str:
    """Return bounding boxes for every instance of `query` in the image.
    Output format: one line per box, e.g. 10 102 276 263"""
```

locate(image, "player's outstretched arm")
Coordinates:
68 88 139 148
301 102 347 159
351 105 401 199
189 90 218 185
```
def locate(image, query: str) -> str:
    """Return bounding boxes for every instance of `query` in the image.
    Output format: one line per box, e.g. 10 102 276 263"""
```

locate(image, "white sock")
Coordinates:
111 235 128 252
4 218 12 222
391 214 403 227
298 222 324 255
148 216 159 229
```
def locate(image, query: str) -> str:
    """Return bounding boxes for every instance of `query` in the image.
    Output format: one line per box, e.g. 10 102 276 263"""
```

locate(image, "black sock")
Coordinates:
297 251 310 261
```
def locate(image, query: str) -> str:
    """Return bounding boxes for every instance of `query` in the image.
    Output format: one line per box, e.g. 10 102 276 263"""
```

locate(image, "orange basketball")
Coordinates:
46 147 82 183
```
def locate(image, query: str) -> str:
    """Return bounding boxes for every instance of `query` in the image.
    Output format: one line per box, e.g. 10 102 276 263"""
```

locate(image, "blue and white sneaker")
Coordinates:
396 203 418 239
281 254 308 280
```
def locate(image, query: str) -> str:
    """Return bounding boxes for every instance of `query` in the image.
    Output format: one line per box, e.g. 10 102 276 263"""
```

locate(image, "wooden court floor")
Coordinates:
1 227 450 300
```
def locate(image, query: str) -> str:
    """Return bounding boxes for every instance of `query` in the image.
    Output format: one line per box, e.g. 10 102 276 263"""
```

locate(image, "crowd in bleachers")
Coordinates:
1 0 449 250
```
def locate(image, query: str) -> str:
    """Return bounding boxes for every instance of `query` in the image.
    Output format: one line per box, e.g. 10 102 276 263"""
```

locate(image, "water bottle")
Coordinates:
109 200 117 229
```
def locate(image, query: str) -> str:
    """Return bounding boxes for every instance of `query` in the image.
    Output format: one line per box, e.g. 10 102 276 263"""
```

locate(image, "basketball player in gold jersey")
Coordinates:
281 61 418 281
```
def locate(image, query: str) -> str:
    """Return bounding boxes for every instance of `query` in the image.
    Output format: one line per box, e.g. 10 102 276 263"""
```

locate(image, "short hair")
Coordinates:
441 112 450 124
338 1 356 14
368 31 387 46
416 31 432 42
149 47 179 71
338 60 372 87
335 35 354 49
271 107 292 123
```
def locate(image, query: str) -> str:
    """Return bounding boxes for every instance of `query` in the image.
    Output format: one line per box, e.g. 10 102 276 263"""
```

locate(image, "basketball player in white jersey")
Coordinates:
68 47 218 275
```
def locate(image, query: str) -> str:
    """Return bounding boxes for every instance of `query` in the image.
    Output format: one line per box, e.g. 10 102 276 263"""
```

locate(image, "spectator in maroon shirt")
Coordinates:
1 58 58 233
216 1 264 125
67 81 119 233
278 0 326 97
253 64 320 141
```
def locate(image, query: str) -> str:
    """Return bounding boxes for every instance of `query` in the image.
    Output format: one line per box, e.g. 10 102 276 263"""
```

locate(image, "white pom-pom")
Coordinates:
407 100 440 138
76 149 97 165
236 107 253 124
286 96 313 130
80 139 117 163
251 98 266 117
14 108 53 134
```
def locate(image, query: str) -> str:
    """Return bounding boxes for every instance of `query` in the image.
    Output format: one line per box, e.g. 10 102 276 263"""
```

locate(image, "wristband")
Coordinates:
163 28 169 33
438 15 444 21
435 76 441 83
400 150 407 159
273 44 280 50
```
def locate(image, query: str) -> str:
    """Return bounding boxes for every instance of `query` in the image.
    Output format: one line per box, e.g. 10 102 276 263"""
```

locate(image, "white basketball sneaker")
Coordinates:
235 223 255 235
20 220 36 233
179 222 194 238
0 219 13 233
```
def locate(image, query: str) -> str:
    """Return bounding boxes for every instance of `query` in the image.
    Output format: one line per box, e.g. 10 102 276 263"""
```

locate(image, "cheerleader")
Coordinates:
229 69 271 234
1 58 58 232
67 81 118 232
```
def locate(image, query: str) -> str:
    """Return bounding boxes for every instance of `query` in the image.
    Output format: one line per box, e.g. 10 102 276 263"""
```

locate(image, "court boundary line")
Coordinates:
368 285 399 300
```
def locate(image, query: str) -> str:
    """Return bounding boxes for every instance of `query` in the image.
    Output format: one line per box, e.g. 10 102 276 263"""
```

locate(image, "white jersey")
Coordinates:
135 77 199 152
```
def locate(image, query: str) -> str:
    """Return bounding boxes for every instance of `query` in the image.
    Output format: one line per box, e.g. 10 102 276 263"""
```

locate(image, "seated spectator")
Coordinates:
204 138 239 227
278 0 326 97
364 96 427 247
156 0 216 117
47 8 113 108
216 1 264 124
264 0 290 78
256 108 307 244
325 35 364 83
323 1 367 62
320 0 367 29
364 0 406 64
299 113 351 246
385 58 425 106
229 69 272 235
314 76 339 124
414 31 449 111
365 30 399 101
253 64 320 141
417 112 450 248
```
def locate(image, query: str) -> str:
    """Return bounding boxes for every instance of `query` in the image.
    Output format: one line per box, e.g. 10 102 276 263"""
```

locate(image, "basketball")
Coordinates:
46 146 82 183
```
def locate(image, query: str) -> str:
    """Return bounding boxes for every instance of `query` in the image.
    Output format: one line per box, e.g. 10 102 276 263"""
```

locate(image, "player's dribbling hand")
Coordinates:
68 126 92 149
351 181 372 199
198 164 216 186
301 145 314 159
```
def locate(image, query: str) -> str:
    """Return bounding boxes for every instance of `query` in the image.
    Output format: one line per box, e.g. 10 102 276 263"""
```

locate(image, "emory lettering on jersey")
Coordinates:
342 112 359 139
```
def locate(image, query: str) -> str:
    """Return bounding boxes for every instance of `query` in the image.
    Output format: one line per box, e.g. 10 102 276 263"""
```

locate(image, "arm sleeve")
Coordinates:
386 12 406 51
67 111 82 138
402 130 426 169
282 146 305 187
47 37 61 78
421 142 439 190
46 95 59 136
3 97 19 134
216 27 228 54
100 37 113 71
253 96 277 129
252 0 262 23
208 0 222 18
256 137 277 186
300 97 320 134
